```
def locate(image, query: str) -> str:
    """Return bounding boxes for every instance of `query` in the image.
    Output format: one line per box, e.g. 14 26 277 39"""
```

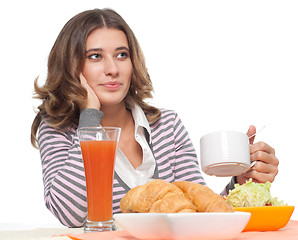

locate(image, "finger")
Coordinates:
250 141 276 155
243 170 276 183
80 74 94 93
80 73 88 85
238 170 258 183
246 125 256 145
79 73 100 110
250 150 279 166
236 174 258 185
250 160 278 174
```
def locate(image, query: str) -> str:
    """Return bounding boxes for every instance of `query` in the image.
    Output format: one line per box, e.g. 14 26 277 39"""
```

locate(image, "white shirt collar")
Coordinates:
127 100 152 144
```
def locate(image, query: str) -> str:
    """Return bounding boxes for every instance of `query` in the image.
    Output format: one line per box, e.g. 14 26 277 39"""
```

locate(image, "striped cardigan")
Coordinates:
38 108 233 227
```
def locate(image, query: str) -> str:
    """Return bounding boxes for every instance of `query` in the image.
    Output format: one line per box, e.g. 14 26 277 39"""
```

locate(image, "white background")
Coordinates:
0 0 297 228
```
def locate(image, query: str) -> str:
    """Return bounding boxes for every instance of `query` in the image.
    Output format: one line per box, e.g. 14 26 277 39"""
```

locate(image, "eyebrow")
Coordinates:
85 46 129 54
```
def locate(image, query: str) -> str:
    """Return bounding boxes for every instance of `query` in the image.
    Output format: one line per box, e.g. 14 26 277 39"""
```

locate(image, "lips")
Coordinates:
100 81 122 90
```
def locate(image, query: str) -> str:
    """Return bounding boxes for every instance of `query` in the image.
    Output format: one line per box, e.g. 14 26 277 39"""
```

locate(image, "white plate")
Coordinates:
114 212 251 240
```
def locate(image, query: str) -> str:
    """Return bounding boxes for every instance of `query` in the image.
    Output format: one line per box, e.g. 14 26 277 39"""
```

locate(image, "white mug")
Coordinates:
200 130 251 177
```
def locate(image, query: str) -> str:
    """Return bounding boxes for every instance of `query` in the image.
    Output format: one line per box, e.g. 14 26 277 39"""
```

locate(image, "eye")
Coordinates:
116 51 129 60
87 53 102 61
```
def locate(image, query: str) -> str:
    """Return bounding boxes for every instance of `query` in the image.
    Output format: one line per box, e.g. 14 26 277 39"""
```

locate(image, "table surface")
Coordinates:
1 220 298 240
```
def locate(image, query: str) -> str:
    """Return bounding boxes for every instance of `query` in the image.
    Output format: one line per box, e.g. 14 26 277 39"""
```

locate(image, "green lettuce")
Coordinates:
225 179 286 207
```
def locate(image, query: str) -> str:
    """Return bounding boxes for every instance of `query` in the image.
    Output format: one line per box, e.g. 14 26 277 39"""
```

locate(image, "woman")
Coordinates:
31 8 278 227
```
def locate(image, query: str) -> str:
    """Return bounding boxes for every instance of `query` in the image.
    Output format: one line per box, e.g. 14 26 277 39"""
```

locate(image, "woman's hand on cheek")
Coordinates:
236 126 279 185
80 74 101 110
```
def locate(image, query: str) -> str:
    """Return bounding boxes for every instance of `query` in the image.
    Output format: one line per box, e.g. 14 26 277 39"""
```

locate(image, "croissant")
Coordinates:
120 179 197 213
173 181 234 212
120 179 234 213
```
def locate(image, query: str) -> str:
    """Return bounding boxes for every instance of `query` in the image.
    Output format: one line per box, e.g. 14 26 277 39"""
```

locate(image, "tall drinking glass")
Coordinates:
77 127 121 232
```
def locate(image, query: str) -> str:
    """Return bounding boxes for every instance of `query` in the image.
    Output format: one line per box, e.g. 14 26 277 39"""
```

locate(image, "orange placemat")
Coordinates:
236 220 298 240
65 230 135 240
64 220 298 240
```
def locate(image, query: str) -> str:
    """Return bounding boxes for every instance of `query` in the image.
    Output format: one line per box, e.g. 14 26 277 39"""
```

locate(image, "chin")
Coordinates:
100 98 126 108
98 93 127 104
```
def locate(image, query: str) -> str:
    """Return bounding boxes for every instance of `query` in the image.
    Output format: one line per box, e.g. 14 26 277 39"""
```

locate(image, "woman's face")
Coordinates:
82 28 133 107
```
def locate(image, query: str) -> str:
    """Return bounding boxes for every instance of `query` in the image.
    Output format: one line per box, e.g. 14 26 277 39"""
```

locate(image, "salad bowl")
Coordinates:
234 205 294 231
226 179 294 231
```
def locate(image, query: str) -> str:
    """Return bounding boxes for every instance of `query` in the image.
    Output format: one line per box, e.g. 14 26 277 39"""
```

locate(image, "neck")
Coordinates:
100 102 132 129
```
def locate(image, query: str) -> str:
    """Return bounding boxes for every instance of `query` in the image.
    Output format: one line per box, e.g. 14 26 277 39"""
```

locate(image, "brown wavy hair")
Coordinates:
31 8 161 148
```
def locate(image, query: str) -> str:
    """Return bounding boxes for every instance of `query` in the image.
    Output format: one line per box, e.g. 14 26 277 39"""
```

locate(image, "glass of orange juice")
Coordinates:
77 127 121 232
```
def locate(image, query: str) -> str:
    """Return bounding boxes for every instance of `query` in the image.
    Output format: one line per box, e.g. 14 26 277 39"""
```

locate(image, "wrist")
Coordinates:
86 99 101 110
78 108 104 128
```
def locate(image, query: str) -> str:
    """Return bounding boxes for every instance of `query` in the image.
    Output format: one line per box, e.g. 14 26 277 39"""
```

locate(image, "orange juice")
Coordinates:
80 140 117 221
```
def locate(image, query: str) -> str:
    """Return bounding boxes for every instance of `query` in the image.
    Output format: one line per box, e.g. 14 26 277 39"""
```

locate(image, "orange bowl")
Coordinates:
233 206 294 231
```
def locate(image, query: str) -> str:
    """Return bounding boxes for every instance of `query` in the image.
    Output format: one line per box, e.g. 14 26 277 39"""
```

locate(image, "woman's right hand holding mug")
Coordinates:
80 74 101 110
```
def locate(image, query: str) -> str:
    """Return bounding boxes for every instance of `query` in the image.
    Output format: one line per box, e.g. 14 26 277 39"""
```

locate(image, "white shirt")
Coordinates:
114 102 156 188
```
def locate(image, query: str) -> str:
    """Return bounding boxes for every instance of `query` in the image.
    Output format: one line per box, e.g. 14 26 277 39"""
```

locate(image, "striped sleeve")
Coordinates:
38 119 87 227
171 111 206 185
150 110 206 185
221 176 237 196
169 111 237 194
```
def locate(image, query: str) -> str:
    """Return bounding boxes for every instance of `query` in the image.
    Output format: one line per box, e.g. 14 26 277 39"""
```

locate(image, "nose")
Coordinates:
104 57 119 77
